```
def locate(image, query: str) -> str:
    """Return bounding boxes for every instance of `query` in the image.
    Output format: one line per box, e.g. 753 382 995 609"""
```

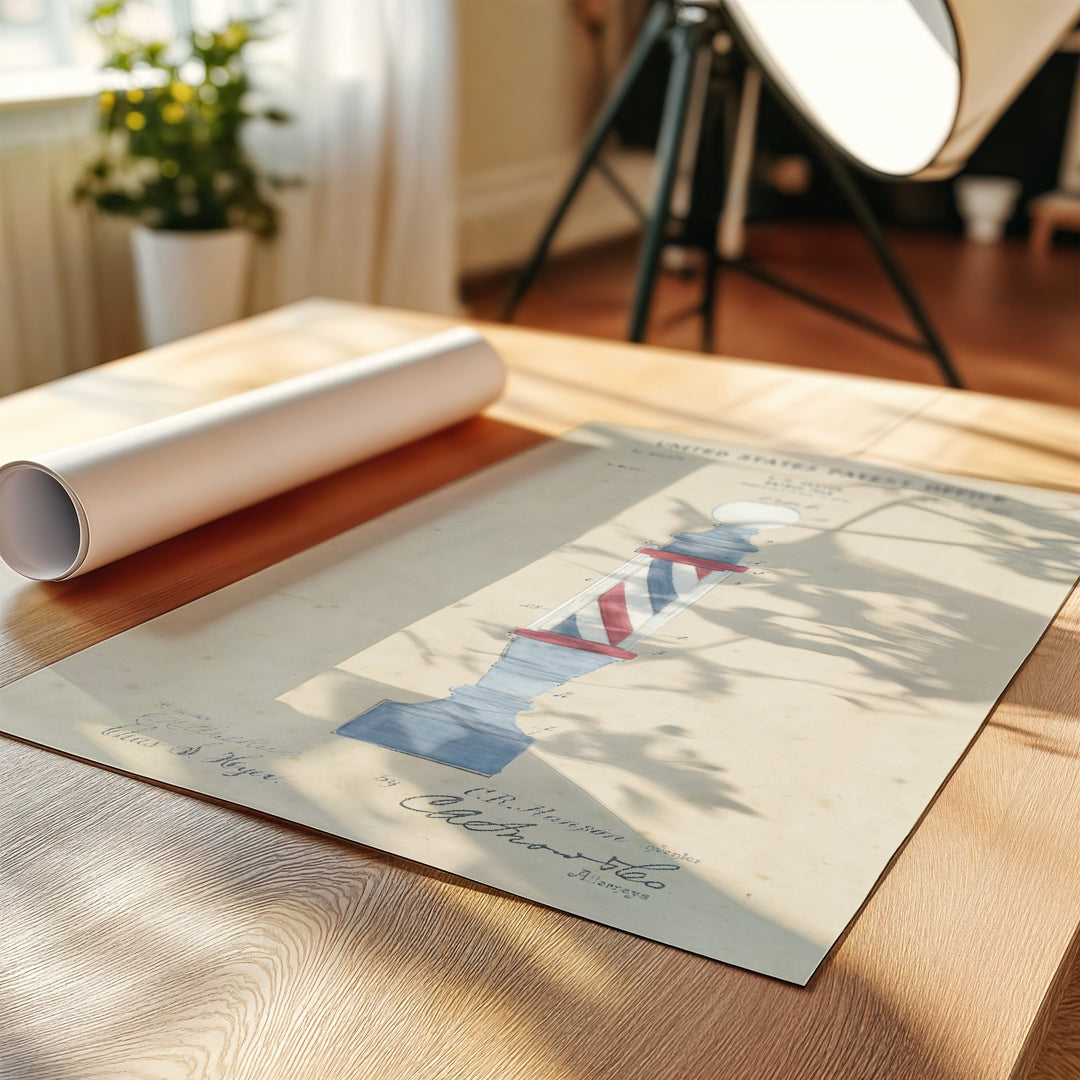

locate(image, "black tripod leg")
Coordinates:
701 247 719 351
502 0 671 321
814 142 964 389
628 17 706 343
700 62 744 353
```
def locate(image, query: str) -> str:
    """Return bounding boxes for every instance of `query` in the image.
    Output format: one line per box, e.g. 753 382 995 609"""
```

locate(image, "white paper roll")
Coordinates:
0 327 505 581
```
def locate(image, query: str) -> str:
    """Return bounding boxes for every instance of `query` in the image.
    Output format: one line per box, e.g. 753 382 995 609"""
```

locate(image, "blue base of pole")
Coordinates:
337 688 535 776
336 636 622 775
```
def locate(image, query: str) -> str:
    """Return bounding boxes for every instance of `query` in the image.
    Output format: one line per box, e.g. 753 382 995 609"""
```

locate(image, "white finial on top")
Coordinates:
711 501 800 530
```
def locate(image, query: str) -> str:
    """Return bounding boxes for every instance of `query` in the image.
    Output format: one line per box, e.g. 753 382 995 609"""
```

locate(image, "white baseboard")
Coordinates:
458 148 655 277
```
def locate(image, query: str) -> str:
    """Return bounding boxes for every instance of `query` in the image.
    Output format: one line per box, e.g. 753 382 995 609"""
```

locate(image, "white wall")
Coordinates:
456 0 652 276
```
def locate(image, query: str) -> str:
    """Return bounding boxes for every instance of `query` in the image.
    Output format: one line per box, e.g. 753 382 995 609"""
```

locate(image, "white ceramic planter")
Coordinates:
131 225 254 347
953 176 1022 244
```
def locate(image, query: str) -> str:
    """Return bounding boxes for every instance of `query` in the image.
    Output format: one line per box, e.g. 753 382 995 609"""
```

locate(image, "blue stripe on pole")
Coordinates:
647 557 678 613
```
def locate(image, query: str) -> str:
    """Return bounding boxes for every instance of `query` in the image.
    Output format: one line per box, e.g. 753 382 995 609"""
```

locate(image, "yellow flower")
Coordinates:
125 112 147 131
170 82 194 103
162 102 185 124
220 24 246 50
99 91 115 111
161 160 180 178
126 88 144 104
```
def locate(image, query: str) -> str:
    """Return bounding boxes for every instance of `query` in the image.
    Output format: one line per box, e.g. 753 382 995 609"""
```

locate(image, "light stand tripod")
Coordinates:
502 0 964 390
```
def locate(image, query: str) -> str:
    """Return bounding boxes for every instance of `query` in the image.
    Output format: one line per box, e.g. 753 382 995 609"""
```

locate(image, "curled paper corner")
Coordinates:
0 461 89 580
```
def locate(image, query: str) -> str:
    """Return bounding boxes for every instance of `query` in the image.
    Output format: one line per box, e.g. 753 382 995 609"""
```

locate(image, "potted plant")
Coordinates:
75 0 289 347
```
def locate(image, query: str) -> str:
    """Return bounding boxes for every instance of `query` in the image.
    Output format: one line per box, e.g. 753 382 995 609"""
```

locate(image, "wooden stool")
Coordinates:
1028 190 1080 254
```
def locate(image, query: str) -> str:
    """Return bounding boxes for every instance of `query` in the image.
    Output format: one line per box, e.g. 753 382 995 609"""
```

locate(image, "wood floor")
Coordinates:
465 222 1080 409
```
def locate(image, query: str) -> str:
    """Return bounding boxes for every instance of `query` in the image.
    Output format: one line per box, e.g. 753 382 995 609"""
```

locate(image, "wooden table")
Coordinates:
1 298 1078 1080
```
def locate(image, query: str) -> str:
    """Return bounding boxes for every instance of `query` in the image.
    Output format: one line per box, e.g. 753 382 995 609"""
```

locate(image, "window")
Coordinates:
0 1 258 104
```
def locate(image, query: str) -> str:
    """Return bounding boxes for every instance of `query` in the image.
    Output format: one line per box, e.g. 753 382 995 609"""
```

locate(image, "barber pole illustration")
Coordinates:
336 501 799 775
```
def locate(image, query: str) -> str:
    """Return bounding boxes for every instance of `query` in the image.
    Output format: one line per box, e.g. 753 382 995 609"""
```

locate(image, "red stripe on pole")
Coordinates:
597 582 634 644
637 548 747 574
512 628 636 660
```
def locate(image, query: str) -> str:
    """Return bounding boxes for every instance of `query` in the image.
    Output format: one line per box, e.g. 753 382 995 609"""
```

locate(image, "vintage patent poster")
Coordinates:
2 426 1078 984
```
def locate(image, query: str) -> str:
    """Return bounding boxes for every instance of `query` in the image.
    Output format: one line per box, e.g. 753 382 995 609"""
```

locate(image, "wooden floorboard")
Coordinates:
465 222 1080 409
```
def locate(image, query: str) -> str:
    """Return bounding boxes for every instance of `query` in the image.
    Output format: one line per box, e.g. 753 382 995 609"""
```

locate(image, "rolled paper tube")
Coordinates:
0 327 505 581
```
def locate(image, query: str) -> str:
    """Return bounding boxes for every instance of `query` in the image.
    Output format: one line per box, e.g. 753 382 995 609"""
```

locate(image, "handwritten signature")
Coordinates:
100 717 282 783
400 795 679 890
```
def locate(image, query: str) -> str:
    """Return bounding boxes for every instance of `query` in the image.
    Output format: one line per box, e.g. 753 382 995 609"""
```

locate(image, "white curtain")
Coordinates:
0 0 460 395
251 0 461 317
0 99 116 397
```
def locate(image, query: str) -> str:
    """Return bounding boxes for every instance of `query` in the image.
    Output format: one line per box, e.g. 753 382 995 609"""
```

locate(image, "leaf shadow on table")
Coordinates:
13 596 1070 1078
3 427 1077 1078
651 486 1080 748
0 731 978 1080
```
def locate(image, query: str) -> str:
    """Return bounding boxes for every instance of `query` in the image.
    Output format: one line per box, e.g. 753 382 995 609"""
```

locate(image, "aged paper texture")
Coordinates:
2 426 1078 984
